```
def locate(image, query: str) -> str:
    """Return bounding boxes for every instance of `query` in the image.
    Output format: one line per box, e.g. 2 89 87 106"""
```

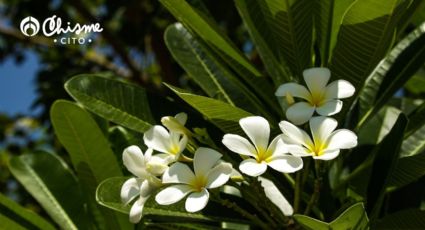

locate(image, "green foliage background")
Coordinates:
1 0 425 229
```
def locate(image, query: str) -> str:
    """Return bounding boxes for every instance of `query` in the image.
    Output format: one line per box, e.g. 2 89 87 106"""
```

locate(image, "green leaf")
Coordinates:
387 124 425 189
8 152 85 229
405 101 425 137
357 22 425 128
0 193 55 230
237 0 314 77
235 0 292 86
96 177 130 214
50 100 123 180
164 23 271 119
401 121 425 157
50 100 131 229
159 0 260 77
166 84 253 134
357 106 401 145
375 209 425 229
366 114 407 220
330 0 410 101
315 0 356 65
65 74 154 133
294 203 369 230
97 177 212 221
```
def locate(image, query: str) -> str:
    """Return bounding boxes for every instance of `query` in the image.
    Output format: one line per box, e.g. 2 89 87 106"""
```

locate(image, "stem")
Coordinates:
293 171 302 213
217 198 271 230
304 161 323 215
304 178 321 215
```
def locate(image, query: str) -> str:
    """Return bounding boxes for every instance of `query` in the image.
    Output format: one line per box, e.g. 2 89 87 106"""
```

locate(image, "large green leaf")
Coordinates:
96 177 247 224
357 22 425 128
160 0 279 117
357 106 401 145
315 0 356 65
330 0 410 97
166 84 253 134
401 122 425 157
235 0 314 83
159 0 259 77
366 114 407 220
65 74 154 133
375 209 425 229
236 0 306 85
50 100 123 181
164 23 271 119
387 124 425 190
50 100 131 229
405 101 425 137
294 203 369 230
8 152 86 229
0 193 55 230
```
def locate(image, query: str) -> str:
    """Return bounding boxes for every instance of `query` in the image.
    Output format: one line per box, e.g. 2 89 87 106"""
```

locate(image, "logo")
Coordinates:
20 16 40 36
19 15 103 45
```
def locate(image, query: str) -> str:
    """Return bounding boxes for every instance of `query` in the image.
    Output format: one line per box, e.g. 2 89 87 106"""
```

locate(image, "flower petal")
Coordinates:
313 149 340 160
194 147 222 176
155 184 192 205
185 189 209 212
279 121 314 147
275 83 311 100
267 135 288 157
122 146 147 178
129 197 145 223
309 116 338 146
146 159 168 176
222 134 257 157
258 177 293 216
316 100 343 116
239 159 267 177
175 112 188 125
286 102 315 125
121 178 141 205
162 162 195 184
286 145 312 157
267 155 303 173
206 162 232 189
177 134 188 155
143 125 172 154
239 116 270 150
303 67 330 95
326 130 358 150
324 80 355 100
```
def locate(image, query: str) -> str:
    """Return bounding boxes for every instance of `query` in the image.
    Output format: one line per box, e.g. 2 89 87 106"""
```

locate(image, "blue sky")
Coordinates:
0 51 40 116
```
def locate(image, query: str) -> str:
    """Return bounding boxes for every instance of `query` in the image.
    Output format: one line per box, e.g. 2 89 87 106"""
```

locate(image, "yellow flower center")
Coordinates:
168 144 180 155
308 92 325 107
255 146 272 163
191 176 207 192
307 141 327 156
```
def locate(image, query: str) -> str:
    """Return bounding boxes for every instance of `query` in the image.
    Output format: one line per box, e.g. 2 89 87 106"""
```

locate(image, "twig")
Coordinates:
304 161 323 216
293 171 302 213
217 198 271 230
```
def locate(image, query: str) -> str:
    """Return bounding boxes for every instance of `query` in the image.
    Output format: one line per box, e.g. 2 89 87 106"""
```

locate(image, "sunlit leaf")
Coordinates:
65 74 154 133
9 152 85 229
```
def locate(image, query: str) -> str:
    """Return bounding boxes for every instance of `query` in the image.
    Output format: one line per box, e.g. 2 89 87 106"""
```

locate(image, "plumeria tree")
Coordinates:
2 0 425 229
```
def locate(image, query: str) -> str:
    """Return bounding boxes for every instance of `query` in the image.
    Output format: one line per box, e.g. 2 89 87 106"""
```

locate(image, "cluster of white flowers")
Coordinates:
121 113 233 223
120 67 358 223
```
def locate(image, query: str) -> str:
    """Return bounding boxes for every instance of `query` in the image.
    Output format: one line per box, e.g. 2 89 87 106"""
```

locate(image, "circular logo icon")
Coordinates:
20 16 40 37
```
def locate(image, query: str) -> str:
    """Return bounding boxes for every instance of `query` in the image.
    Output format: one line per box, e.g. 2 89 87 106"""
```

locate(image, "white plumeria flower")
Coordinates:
120 146 168 223
279 116 358 160
143 113 188 162
155 147 232 213
222 116 303 177
275 67 355 125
